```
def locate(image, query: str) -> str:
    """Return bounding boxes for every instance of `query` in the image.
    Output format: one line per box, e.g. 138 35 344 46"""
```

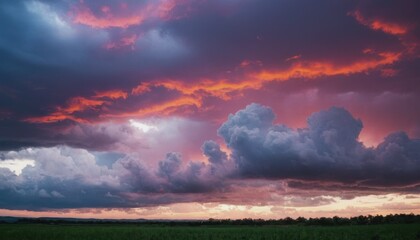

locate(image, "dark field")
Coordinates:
0 223 419 240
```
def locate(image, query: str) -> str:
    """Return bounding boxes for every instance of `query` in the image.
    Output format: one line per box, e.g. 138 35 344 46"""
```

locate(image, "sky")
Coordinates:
0 0 419 219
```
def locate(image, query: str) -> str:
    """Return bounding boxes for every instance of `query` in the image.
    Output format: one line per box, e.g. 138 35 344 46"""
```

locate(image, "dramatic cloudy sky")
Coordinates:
0 0 419 219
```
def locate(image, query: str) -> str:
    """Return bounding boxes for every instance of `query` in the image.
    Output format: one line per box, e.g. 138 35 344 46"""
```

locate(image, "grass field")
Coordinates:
0 223 419 240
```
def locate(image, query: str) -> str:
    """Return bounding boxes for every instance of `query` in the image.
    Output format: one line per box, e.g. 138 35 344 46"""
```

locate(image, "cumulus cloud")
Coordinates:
0 147 123 209
0 144 229 209
218 103 420 185
0 103 419 211
201 140 227 164
156 153 213 193
0 0 419 213
369 132 420 185
158 152 182 178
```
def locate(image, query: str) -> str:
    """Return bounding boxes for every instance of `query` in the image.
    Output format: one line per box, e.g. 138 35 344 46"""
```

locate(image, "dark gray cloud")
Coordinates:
201 140 227 164
163 0 404 74
218 103 420 185
0 104 419 210
369 132 420 186
157 152 224 193
158 152 182 178
0 0 417 148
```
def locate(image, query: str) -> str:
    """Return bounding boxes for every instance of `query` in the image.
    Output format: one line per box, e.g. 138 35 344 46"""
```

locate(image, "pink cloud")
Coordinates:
104 34 139 50
71 4 146 29
70 0 186 29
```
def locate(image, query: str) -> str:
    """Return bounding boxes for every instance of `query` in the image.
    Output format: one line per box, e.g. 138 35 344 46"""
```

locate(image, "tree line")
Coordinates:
206 214 420 226
1 213 419 226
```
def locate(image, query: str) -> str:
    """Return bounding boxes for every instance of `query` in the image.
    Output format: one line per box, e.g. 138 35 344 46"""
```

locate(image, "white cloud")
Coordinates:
129 119 158 133
0 158 35 175
25 1 74 38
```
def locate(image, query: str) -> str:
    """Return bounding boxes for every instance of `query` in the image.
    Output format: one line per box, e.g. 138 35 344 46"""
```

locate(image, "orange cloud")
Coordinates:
133 78 259 101
132 84 151 95
55 97 104 114
125 51 400 118
24 114 86 124
24 51 401 123
94 90 128 99
351 11 408 35
134 96 202 116
255 52 401 81
104 95 202 119
25 96 106 123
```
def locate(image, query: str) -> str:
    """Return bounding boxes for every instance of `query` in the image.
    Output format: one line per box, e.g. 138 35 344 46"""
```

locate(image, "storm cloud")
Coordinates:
0 0 419 214
1 0 419 149
1 104 419 210
218 103 420 185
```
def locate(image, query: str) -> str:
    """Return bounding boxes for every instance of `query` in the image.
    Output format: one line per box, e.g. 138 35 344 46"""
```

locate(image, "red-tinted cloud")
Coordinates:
70 0 186 29
254 52 401 81
94 90 128 99
23 49 402 124
71 4 146 29
351 10 409 35
24 97 104 123
24 90 127 123
351 1 420 55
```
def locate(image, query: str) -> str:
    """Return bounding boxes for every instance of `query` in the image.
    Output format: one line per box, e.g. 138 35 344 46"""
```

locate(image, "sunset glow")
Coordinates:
0 0 419 220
